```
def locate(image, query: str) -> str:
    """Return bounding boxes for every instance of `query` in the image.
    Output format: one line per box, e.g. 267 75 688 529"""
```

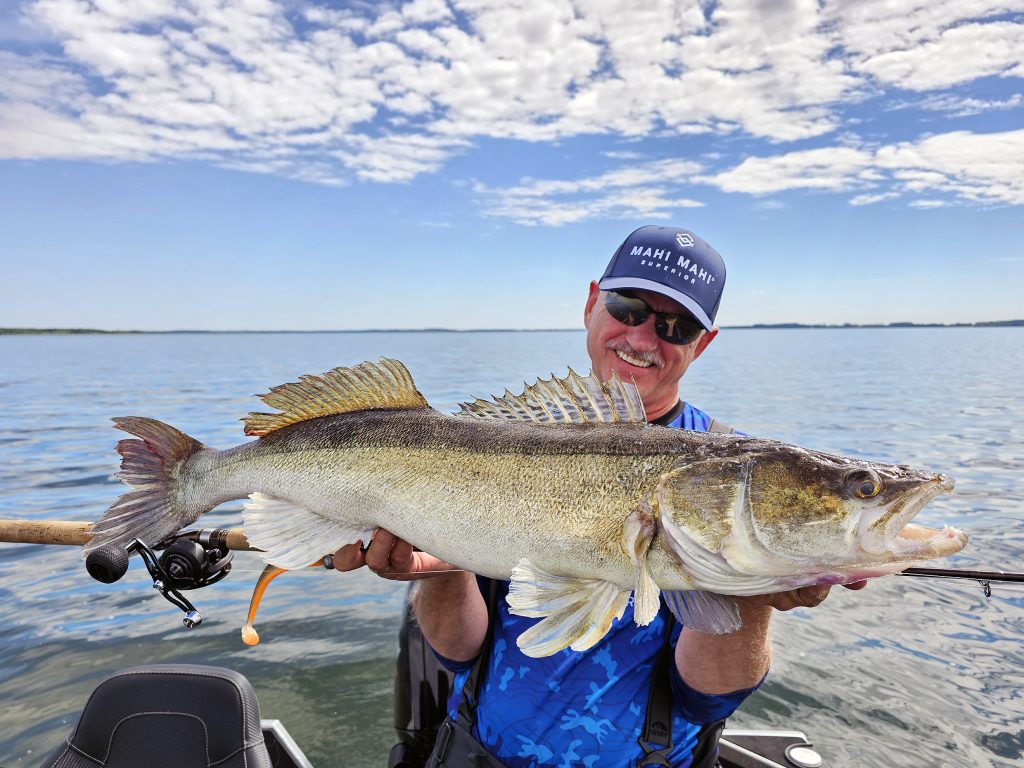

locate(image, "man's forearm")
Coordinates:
674 602 772 694
412 571 489 662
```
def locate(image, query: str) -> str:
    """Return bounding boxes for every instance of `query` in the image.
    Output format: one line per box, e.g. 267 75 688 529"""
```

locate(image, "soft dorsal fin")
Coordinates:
457 369 646 425
243 358 428 437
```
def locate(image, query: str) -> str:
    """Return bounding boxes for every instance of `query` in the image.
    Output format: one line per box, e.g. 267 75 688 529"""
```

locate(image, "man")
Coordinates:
335 225 865 767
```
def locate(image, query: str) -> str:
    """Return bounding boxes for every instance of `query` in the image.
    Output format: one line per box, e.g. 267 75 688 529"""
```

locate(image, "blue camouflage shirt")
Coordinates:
437 402 762 768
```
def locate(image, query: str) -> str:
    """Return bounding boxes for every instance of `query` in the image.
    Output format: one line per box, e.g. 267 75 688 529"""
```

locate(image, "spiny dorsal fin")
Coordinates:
243 358 427 437
457 369 646 425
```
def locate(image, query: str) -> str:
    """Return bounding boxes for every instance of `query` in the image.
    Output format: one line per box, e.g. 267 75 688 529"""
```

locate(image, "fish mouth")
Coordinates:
893 522 969 558
859 474 967 563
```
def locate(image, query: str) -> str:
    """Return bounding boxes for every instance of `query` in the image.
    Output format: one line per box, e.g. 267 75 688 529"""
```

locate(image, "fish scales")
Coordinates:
192 409 689 584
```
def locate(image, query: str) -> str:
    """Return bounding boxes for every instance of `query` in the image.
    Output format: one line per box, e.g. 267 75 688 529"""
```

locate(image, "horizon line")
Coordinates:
2 320 1023 335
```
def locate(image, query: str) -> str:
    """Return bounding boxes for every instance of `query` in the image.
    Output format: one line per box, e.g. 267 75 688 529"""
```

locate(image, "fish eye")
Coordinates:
846 469 881 499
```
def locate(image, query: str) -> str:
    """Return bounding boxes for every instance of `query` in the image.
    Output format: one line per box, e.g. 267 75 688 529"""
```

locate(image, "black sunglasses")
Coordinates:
602 291 704 345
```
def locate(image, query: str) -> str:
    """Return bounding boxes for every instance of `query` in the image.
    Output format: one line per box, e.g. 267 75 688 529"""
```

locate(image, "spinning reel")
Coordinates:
85 530 235 628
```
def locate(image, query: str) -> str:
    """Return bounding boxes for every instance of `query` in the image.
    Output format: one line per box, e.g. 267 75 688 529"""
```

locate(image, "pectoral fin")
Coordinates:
507 559 631 657
662 589 741 634
623 503 661 626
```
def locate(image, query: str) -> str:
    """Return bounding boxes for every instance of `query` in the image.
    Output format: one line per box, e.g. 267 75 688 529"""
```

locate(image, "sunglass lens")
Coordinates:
604 292 649 327
656 314 703 344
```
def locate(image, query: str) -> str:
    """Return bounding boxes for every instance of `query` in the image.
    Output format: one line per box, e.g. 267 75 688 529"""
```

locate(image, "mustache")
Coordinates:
607 341 664 369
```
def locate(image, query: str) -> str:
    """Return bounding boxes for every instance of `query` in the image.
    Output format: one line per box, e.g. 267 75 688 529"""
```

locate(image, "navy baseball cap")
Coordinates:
599 225 726 329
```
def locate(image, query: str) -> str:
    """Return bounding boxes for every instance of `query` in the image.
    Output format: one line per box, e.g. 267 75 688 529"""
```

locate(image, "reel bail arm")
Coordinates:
84 530 235 629
130 538 204 627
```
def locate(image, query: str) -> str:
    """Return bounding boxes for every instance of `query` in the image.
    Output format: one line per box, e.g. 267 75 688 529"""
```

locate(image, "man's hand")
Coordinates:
332 527 488 661
676 580 870 694
332 528 459 581
737 579 869 612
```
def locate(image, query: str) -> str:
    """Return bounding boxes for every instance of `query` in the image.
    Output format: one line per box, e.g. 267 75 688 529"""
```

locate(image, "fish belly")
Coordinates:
203 437 651 583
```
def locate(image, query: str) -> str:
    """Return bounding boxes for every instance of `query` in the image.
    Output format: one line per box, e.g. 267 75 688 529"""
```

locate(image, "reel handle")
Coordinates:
85 546 130 584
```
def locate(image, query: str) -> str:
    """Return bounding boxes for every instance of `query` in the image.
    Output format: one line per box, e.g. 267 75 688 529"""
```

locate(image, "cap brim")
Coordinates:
599 277 714 330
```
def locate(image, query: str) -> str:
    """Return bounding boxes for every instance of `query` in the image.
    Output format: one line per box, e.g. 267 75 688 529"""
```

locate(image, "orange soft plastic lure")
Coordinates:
240 559 324 645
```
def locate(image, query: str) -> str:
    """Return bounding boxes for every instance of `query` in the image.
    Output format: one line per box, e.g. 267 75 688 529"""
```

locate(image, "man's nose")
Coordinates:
624 316 659 351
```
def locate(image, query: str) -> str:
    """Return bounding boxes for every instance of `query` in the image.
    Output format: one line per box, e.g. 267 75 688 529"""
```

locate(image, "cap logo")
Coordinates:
629 245 716 286
676 232 694 248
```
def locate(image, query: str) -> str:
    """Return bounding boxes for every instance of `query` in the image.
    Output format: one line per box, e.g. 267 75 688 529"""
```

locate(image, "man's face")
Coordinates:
583 281 717 421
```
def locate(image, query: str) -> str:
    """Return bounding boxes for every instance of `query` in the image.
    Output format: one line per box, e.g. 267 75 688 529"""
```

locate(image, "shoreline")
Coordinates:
2 321 1023 335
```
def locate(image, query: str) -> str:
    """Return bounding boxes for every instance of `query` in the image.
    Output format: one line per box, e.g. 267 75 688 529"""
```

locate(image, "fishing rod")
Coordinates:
898 567 1024 597
1 518 1021 618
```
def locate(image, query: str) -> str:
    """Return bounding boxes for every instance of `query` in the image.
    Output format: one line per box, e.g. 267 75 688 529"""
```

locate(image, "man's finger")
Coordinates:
332 540 367 573
365 528 399 573
390 538 416 571
798 586 830 607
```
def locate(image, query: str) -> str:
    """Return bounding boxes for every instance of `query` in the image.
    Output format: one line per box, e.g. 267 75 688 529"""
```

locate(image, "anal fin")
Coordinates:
243 493 371 570
663 589 741 634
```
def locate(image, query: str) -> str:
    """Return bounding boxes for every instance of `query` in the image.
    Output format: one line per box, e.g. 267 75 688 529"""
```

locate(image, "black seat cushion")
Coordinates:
39 664 273 768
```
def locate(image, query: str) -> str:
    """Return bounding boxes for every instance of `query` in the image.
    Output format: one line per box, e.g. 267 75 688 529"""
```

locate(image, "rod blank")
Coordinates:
0 519 253 551
900 567 1024 583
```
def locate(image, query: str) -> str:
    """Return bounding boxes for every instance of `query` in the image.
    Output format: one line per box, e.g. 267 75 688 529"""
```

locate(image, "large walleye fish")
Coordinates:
86 359 967 657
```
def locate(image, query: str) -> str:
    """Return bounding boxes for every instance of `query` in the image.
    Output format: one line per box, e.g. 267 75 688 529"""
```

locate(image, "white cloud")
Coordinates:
890 93 1024 117
401 0 453 25
467 125 1024 224
0 0 855 179
855 21 1024 91
703 147 875 194
826 0 1023 59
333 132 470 182
0 0 1021 199
700 128 1024 207
603 150 646 161
476 158 705 226
877 129 1024 205
849 191 900 206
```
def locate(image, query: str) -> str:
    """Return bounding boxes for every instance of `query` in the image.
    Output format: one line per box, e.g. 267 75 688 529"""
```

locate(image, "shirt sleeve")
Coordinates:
669 667 767 724
427 574 493 673
429 647 477 673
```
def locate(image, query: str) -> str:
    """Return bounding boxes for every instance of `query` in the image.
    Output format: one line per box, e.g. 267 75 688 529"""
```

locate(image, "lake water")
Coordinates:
1 329 1022 768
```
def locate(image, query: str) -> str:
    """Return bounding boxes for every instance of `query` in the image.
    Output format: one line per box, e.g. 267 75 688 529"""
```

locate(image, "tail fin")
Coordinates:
85 417 208 555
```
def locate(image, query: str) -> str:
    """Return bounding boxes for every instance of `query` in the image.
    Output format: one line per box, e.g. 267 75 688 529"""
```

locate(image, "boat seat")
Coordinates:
38 663 274 768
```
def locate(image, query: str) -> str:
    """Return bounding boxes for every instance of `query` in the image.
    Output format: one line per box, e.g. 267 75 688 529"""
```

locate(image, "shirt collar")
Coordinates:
649 400 684 426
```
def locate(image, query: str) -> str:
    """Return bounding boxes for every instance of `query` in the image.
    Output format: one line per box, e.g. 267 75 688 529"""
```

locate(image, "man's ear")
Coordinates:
584 281 601 328
691 327 718 361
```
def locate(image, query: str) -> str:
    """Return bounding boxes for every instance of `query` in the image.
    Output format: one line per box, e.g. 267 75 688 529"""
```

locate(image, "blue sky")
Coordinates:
0 0 1022 330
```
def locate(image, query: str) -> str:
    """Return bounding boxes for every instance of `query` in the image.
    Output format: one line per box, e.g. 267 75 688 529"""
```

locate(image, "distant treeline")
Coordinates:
0 327 571 335
732 320 1024 329
2 320 1023 335
1 328 145 335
